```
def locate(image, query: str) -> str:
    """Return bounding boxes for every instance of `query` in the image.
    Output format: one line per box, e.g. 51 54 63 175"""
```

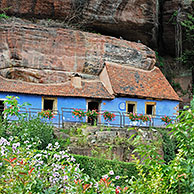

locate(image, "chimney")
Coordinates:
71 73 82 88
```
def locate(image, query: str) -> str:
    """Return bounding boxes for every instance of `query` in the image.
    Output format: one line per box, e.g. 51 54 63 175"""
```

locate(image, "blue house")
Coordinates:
0 62 180 127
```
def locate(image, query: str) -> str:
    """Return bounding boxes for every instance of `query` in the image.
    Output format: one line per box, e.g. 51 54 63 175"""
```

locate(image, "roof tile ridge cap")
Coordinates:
105 62 156 72
82 79 101 83
0 75 70 86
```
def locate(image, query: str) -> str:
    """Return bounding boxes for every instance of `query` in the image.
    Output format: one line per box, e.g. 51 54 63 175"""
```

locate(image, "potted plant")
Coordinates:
86 109 99 125
128 113 139 121
161 115 172 125
103 111 116 122
72 109 86 120
139 114 151 122
38 109 54 120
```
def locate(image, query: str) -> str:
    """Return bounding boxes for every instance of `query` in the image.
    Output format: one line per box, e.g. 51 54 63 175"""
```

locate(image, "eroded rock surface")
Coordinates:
162 0 193 55
1 0 193 55
0 0 158 49
0 20 156 83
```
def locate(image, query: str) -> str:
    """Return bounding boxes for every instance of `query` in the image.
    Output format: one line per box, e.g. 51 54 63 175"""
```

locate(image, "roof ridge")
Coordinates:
105 62 157 72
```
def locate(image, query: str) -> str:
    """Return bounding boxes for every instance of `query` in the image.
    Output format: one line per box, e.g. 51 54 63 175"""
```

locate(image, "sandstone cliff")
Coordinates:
0 0 193 104
0 19 155 84
0 0 193 56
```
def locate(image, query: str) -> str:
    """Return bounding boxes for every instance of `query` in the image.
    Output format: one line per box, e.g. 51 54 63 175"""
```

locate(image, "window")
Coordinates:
126 101 137 113
42 97 57 111
145 102 156 115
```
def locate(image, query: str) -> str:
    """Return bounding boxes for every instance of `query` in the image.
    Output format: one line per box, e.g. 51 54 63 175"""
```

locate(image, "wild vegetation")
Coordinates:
0 96 194 193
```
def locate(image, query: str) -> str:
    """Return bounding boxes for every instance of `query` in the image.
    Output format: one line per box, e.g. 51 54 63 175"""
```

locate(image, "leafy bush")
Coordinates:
127 108 194 193
3 96 30 118
158 128 176 163
0 138 84 193
73 154 137 186
0 96 55 150
0 117 55 150
0 138 131 193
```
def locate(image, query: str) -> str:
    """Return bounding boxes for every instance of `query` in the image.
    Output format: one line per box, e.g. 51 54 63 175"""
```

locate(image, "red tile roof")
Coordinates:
105 63 181 101
0 76 114 99
0 63 180 101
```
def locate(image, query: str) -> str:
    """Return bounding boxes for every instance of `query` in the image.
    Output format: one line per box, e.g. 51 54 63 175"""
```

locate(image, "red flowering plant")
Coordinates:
72 109 86 120
161 115 172 125
3 96 31 119
128 113 151 122
103 111 116 122
86 109 99 119
38 109 54 120
128 113 139 121
138 114 151 122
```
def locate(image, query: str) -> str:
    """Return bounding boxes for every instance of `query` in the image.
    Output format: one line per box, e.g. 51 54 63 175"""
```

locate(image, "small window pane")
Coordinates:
127 104 134 113
146 105 154 115
44 99 54 110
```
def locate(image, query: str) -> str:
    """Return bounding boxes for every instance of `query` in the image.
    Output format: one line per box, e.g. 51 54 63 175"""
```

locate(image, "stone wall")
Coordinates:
55 124 163 162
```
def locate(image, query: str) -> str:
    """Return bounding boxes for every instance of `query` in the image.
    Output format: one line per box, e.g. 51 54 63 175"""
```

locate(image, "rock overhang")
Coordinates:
0 19 156 85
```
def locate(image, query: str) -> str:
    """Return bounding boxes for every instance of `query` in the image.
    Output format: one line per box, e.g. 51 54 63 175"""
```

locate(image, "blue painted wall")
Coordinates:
101 97 179 115
0 92 41 108
101 97 179 127
0 92 87 125
0 92 179 127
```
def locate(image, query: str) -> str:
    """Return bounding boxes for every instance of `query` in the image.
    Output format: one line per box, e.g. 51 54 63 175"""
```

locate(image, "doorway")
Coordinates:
87 101 100 125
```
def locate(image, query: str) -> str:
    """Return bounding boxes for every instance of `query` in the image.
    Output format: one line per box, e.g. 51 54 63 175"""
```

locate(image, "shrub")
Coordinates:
73 154 137 187
0 138 131 193
3 96 30 119
158 128 176 163
0 117 55 150
127 108 194 193
0 138 84 193
0 96 55 150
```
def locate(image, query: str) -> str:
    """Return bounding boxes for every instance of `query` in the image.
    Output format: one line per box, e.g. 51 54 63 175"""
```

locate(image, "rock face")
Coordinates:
0 0 158 49
0 20 155 83
0 0 193 55
162 0 193 55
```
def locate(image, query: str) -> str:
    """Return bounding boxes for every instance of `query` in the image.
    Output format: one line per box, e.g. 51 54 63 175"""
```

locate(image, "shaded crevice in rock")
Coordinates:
0 67 99 84
157 0 166 55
